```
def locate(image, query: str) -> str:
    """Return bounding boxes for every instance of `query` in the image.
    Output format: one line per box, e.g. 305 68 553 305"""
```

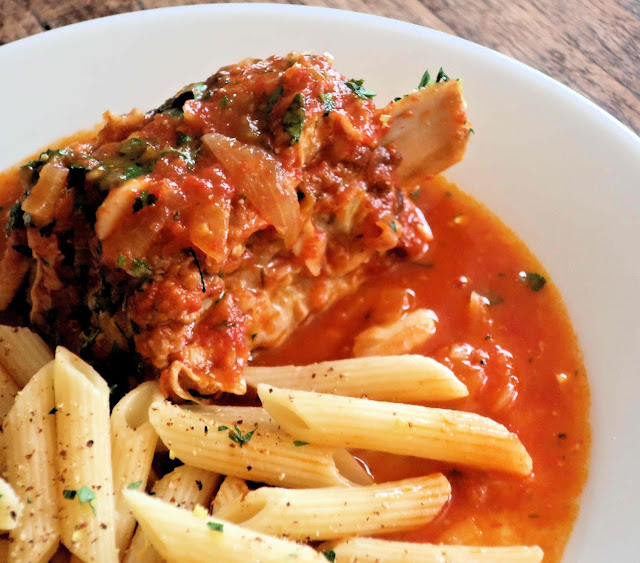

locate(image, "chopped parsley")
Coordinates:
177 133 194 145
265 86 284 118
132 190 158 213
345 78 376 100
207 522 224 532
122 162 154 181
323 550 336 562
39 220 56 238
63 486 96 515
283 93 305 143
409 188 421 199
127 481 143 490
418 69 431 89
436 67 450 83
519 271 547 292
188 247 206 293
173 211 179 221
5 202 24 236
319 92 336 116
390 221 397 232
117 254 126 268
11 244 32 258
129 258 152 278
220 95 229 107
293 441 310 447
217 425 229 431
80 328 101 354
228 424 257 448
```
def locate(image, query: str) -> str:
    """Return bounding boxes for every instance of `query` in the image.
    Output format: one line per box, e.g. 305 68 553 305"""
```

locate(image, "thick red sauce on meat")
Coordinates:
257 175 591 561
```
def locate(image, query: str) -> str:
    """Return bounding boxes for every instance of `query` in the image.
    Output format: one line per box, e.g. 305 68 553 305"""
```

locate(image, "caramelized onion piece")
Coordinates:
203 132 301 246
21 162 69 225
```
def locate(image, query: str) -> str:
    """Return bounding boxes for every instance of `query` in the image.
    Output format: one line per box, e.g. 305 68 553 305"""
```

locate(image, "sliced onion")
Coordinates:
203 132 301 246
21 162 69 225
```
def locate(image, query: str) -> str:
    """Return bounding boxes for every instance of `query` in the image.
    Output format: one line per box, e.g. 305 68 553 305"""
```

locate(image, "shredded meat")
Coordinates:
0 53 448 401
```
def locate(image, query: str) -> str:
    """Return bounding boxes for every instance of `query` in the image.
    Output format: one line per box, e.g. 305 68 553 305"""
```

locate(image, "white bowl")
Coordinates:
1 5 639 560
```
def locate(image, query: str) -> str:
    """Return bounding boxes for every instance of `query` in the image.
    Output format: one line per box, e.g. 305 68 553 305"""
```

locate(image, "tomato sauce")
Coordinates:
257 175 591 561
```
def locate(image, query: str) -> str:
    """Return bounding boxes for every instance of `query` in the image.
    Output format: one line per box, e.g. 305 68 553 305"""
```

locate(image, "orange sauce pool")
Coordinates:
257 175 591 561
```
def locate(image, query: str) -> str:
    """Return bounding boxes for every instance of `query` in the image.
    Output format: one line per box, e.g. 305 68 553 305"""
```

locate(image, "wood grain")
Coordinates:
0 0 638 133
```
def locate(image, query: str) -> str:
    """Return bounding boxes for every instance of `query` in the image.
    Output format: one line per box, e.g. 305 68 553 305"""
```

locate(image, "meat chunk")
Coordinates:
0 53 469 400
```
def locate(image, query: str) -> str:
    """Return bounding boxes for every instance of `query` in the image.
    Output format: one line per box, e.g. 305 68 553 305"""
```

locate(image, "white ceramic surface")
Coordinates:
1 5 639 560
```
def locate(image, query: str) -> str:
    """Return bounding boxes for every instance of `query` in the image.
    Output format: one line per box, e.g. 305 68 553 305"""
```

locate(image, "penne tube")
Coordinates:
243 355 468 402
123 489 326 562
211 476 250 514
124 464 220 563
0 363 19 417
0 364 20 472
258 385 533 475
111 382 162 554
321 537 544 562
352 309 436 357
54 347 118 563
149 400 371 488
0 325 53 388
4 361 60 562
215 474 451 541
0 476 23 530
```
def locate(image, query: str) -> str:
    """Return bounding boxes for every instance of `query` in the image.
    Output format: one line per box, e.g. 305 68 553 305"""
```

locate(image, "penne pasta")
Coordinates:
352 308 437 357
0 364 19 472
211 476 250 514
243 355 467 402
0 363 19 418
0 325 53 388
149 400 371 488
4 361 60 562
111 381 162 554
54 347 118 563
214 474 451 541
0 476 23 530
124 464 220 563
123 489 327 562
258 385 533 475
321 537 544 562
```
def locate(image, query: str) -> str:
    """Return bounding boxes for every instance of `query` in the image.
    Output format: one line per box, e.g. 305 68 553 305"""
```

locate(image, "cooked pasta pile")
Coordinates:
0 328 542 562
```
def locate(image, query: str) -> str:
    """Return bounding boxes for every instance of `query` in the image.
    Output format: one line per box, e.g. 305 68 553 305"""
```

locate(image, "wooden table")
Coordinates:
1 0 639 134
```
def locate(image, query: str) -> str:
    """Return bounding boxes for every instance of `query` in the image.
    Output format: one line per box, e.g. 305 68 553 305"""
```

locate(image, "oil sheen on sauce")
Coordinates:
257 175 591 562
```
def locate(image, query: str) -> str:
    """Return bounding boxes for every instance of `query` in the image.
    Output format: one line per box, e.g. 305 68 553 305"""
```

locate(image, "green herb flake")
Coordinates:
207 522 224 532
39 220 56 238
418 69 431 89
283 93 305 144
177 133 194 145
63 489 77 500
5 202 24 236
109 384 118 395
265 86 284 118
390 221 397 232
519 271 547 292
436 67 450 83
293 441 310 447
117 254 126 268
323 550 336 562
228 424 257 448
122 162 154 181
173 211 179 221
130 258 152 278
132 190 158 213
77 486 96 515
319 92 336 116
27 497 32 504
11 244 32 258
127 481 143 490
217 425 229 431
188 247 206 293
220 95 229 108
345 78 376 100
409 188 421 200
